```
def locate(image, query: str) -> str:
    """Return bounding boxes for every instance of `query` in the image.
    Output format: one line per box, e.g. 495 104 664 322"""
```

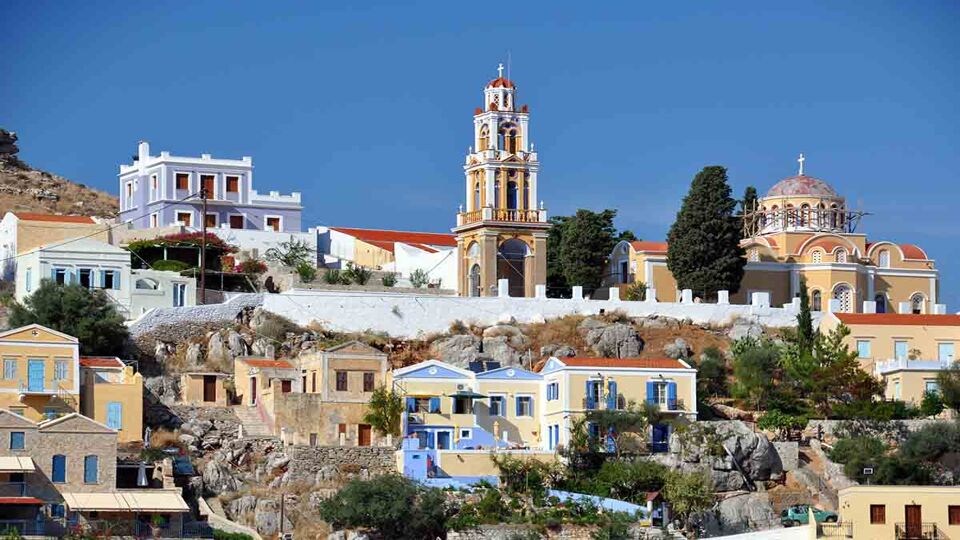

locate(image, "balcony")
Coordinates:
0 481 26 497
874 358 951 376
582 394 626 411
894 522 940 540
817 521 853 538
457 208 546 226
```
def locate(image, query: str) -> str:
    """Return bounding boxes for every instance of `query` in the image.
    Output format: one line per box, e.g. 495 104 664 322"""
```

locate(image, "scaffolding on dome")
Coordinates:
740 201 869 238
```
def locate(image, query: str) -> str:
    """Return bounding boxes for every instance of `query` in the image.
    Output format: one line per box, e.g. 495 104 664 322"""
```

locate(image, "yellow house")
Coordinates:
606 158 940 312
0 324 80 421
819 312 959 404
179 372 229 407
233 357 298 407
79 356 144 443
837 485 960 539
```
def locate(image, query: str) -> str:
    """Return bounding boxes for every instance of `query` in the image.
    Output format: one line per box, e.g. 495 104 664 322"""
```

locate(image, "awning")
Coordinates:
0 497 43 505
62 490 189 512
0 456 35 473
445 390 488 399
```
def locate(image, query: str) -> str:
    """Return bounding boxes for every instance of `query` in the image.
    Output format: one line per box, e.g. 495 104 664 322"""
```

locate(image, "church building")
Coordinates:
453 66 550 297
607 156 940 313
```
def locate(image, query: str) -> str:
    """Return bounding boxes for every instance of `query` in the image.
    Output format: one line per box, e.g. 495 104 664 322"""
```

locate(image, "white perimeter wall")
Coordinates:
390 243 457 290
205 227 318 262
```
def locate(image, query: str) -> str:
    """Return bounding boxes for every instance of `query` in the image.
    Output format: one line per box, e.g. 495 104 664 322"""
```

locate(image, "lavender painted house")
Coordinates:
118 141 302 232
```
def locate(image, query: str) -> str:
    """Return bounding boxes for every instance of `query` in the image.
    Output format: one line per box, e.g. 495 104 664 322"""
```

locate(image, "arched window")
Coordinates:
833 284 853 313
478 125 490 151
771 206 779 229
816 203 825 228
472 181 481 211
52 455 66 483
493 180 501 208
911 293 925 315
748 248 760 262
523 177 531 211
498 123 520 154
875 293 887 314
878 250 890 268
811 249 823 264
135 278 159 290
506 179 519 210
835 248 847 264
466 242 480 259
799 204 810 227
811 290 822 312
469 264 481 297
830 204 839 228
759 207 767 228
786 204 795 227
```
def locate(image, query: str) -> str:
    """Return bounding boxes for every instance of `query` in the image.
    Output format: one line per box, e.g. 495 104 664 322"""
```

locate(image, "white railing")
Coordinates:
874 358 951 376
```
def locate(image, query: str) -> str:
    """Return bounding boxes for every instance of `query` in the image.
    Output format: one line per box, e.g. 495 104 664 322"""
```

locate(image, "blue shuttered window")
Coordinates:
52 455 66 483
83 455 98 484
645 381 656 404
405 398 416 413
106 402 123 430
667 382 677 410
585 380 596 409
607 380 618 410
10 432 24 450
428 397 441 413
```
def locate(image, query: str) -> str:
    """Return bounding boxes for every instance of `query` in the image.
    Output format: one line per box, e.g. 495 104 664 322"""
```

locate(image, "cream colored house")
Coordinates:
837 485 960 539
0 212 110 282
78 357 143 443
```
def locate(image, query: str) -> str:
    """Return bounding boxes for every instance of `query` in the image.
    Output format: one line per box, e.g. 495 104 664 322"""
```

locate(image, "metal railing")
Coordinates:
894 522 940 540
582 394 626 411
818 521 853 538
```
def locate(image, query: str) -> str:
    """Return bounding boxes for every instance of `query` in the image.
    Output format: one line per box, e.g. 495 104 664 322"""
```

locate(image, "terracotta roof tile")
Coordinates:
544 357 689 370
835 313 960 327
79 356 124 368
13 212 95 224
630 241 668 253
486 77 515 88
240 358 294 369
331 227 457 252
899 244 928 260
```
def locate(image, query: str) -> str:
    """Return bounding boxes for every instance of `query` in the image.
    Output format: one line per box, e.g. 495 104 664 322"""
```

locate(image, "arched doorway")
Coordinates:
833 284 853 313
469 264 481 297
874 294 887 314
497 239 529 297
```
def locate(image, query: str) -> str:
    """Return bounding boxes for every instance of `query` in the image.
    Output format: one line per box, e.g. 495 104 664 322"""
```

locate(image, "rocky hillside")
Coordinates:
0 129 118 217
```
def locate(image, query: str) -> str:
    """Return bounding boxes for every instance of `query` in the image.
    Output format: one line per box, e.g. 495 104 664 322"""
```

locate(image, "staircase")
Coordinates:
232 405 275 439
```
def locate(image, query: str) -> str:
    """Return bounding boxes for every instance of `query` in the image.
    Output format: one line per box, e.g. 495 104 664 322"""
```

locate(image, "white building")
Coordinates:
15 239 196 320
0 212 111 281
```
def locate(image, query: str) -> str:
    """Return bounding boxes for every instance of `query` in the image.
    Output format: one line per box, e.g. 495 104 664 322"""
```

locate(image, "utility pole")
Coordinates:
200 187 207 304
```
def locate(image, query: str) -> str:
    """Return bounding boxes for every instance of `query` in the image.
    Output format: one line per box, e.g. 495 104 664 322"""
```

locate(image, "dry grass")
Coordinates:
520 314 588 359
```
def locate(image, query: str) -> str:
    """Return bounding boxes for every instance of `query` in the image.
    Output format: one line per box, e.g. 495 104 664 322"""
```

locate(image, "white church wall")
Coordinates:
392 243 458 290
204 226 319 262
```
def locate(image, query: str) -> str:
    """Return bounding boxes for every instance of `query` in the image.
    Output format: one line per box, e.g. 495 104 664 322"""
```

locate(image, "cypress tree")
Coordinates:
796 277 815 354
741 185 758 215
666 166 746 298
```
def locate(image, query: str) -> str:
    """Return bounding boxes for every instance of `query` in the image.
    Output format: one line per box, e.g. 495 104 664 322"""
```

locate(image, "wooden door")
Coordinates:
281 380 292 393
203 375 217 402
250 377 257 405
904 505 921 538
358 424 372 447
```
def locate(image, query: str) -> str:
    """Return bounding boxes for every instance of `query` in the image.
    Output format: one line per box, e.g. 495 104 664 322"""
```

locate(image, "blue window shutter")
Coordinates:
113 271 121 290
405 398 415 413
52 455 66 483
100 271 106 288
107 402 122 430
646 381 656 404
51 268 58 280
426 431 435 449
667 382 677 409
84 455 98 483
10 432 24 449
527 397 534 416
515 397 521 416
429 397 440 413
607 381 618 409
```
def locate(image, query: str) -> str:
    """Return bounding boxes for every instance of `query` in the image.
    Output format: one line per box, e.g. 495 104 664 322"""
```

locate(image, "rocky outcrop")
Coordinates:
577 318 643 358
693 492 778 536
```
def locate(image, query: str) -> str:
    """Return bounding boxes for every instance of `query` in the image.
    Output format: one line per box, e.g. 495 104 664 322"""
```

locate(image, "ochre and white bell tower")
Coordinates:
454 65 550 297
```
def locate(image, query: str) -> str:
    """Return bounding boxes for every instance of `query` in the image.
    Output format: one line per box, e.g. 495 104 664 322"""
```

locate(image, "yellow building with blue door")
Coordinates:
0 324 80 421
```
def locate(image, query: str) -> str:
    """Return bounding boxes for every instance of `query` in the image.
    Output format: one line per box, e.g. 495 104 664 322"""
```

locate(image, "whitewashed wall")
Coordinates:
390 243 457 290
204 227 318 262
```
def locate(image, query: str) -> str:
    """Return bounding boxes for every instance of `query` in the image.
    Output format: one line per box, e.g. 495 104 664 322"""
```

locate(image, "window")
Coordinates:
137 278 159 290
459 428 472 439
176 212 192 227
50 504 65 518
453 397 473 415
309 433 318 446
835 248 847 263
226 176 240 193
150 213 159 228
811 249 823 264
311 372 317 393
201 174 215 197
54 359 69 381
266 217 281 231
150 174 158 200
833 284 853 313
78 269 93 288
106 401 122 430
653 383 668 405
856 340 871 359
911 294 925 315
3 359 16 380
171 282 187 307
894 340 908 361
875 294 887 314
363 372 375 392
54 268 68 285
44 408 57 420
10 431 24 450
949 505 960 525
84 455 99 483
489 395 504 416
547 382 559 401
894 380 901 399
335 371 347 391
205 213 218 228
878 250 890 268
229 215 244 229
103 270 118 290
812 290 822 311
52 455 66 483
25 267 31 292
515 396 533 417
175 173 190 190
124 182 133 208
939 342 956 363
925 380 939 395
869 504 885 524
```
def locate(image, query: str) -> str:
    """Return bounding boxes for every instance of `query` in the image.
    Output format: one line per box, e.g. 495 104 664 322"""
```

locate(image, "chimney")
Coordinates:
138 141 150 162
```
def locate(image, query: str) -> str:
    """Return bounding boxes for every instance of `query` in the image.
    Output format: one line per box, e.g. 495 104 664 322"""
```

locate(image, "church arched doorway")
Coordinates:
469 264 481 297
497 239 529 297
833 284 853 313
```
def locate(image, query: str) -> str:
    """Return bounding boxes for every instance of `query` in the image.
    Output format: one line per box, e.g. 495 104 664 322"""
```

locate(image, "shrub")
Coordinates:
919 391 945 417
234 259 268 274
662 470 715 531
831 399 918 421
152 259 191 272
264 238 315 268
345 263 372 285
324 269 346 284
254 312 303 343
586 460 667 503
697 347 728 398
381 272 397 287
213 529 254 540
757 409 808 441
295 262 317 283
410 268 429 288
623 281 646 301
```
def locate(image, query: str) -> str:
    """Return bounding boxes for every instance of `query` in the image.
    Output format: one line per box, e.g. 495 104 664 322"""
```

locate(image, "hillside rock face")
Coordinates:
0 128 118 217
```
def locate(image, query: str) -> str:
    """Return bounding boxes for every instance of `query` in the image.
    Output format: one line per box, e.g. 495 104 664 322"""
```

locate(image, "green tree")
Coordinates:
937 361 960 412
796 277 815 354
558 209 626 293
740 185 758 215
919 391 945 417
696 347 728 398
264 238 315 268
362 386 404 436
317 475 449 540
666 166 746 298
546 215 571 296
732 337 780 411
9 281 128 356
662 471 714 532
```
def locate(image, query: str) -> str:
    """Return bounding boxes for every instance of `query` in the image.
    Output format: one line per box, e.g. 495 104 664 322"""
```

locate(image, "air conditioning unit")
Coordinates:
457 384 465 390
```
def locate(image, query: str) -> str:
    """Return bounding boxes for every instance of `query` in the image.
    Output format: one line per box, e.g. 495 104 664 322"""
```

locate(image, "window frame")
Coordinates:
869 504 885 524
335 371 348 392
175 211 193 227
489 395 505 417
362 372 375 392
856 340 871 359
515 395 533 417
949 505 960 526
10 431 25 450
3 358 16 380
225 175 240 193
264 215 282 232
83 455 99 484
54 358 69 381
175 172 191 191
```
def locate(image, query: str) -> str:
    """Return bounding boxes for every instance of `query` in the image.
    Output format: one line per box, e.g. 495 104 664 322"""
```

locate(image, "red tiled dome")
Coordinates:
766 175 840 198
486 77 515 89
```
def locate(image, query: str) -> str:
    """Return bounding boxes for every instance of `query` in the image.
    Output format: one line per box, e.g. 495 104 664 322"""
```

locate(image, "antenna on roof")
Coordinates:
507 50 512 82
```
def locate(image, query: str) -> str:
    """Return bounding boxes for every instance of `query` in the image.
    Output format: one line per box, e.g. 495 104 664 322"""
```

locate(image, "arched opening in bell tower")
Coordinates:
498 239 529 297
469 264 481 297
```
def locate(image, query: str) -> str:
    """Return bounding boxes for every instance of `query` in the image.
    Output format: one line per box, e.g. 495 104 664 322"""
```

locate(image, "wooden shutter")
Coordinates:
869 504 885 524
949 505 960 525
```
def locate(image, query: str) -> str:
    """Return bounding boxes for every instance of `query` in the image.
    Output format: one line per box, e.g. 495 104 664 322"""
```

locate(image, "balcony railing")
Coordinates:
458 208 545 226
582 394 626 411
818 521 853 538
0 481 26 497
894 522 940 540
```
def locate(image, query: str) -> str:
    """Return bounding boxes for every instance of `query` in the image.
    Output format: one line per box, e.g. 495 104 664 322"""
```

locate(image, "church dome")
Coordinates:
486 77 515 89
766 175 840 198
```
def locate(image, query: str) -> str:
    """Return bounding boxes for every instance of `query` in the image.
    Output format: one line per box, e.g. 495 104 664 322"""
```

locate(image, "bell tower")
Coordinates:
454 65 550 298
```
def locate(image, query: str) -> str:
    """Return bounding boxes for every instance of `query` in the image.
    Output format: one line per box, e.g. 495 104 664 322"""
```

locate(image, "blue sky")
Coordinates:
2 1 958 307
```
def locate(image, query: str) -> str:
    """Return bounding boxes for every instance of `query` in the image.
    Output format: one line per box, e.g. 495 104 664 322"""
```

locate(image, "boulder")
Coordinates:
227 494 258 520
430 334 480 366
185 342 204 368
481 336 524 366
202 459 242 494
728 317 764 341
206 332 231 369
584 323 642 358
695 492 778 536
227 329 248 358
253 499 292 536
540 344 577 358
664 338 691 360
251 337 275 358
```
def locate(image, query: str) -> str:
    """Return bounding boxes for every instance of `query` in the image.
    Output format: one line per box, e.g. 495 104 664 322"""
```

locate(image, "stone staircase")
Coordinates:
231 405 275 439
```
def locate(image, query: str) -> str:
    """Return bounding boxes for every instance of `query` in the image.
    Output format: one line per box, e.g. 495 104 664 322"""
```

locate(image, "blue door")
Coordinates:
652 423 670 453
436 431 451 450
106 402 122 430
28 360 44 392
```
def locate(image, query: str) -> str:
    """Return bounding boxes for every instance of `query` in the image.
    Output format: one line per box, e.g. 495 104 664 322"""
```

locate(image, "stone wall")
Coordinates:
447 524 649 540
806 418 943 440
285 445 396 483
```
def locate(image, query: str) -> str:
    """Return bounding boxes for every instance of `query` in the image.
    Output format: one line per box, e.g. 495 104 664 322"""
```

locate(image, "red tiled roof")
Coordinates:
79 356 124 368
835 313 960 327
0 497 43 505
900 244 928 260
405 243 439 254
331 227 457 253
240 358 294 369
545 357 689 370
13 212 95 224
486 77 515 88
631 241 668 253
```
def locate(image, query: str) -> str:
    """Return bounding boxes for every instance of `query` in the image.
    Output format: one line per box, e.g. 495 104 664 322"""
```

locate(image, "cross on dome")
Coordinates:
798 153 805 176
497 63 504 78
